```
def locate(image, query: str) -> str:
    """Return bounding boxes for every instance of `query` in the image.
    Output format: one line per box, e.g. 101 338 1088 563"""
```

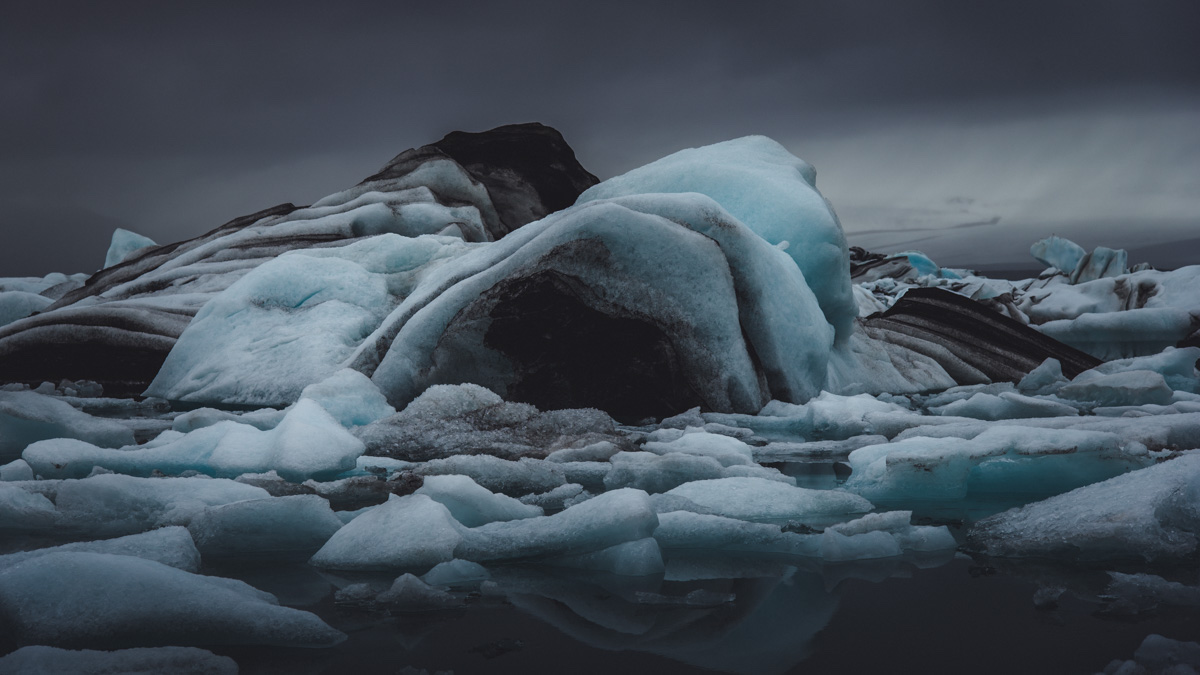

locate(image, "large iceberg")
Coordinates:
1 123 1199 671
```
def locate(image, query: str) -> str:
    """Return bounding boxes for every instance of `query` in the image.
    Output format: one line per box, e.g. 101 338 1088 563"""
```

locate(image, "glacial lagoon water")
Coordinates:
191 457 1200 675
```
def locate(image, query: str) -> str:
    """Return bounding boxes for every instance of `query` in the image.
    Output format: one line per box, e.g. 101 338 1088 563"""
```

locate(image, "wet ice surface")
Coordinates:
4 377 1200 674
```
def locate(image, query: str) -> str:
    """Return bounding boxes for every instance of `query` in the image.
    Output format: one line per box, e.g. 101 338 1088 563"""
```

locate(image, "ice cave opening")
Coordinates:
483 268 704 423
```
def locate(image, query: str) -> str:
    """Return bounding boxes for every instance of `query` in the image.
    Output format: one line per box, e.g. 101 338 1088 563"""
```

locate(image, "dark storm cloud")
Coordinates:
2 0 1198 275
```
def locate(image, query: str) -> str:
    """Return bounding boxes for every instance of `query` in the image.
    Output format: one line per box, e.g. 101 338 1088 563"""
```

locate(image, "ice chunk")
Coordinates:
0 646 237 675
24 398 364 481
414 455 566 496
146 234 473 407
104 227 157 268
1099 634 1200 675
846 427 1139 503
374 573 463 609
415 474 543 527
518 483 586 511
0 390 134 463
604 451 725 494
422 559 490 587
1029 235 1086 274
0 482 58 531
968 451 1200 561
52 474 270 537
1016 358 1068 396
664 477 872 524
0 290 53 327
171 407 284 433
545 440 620 463
821 511 956 560
1082 347 1200 394
0 526 200 572
310 494 464 571
930 391 1079 420
643 430 755 467
576 135 855 342
359 383 620 461
654 511 819 556
1071 246 1128 283
455 488 657 563
297 368 395 427
0 552 345 648
548 537 665 576
187 495 344 561
1058 370 1176 407
0 458 34 481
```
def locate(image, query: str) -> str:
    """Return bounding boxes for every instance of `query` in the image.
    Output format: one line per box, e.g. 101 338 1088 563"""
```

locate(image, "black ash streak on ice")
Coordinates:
3 1 1200 275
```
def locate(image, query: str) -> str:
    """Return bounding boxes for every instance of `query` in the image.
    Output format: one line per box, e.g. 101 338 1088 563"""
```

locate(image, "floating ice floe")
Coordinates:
187 494 344 562
0 390 134 463
0 551 346 648
967 451 1200 561
845 426 1146 503
0 526 200 572
23 398 363 481
0 646 238 675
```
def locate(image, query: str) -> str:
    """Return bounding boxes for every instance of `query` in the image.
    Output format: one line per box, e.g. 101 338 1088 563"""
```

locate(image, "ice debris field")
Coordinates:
1 124 1199 674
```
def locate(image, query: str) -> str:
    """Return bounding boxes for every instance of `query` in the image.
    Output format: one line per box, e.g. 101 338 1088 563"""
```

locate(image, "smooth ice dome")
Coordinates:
576 135 855 342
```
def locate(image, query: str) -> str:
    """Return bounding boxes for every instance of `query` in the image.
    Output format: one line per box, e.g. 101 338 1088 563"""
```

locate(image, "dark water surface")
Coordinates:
207 554 1200 675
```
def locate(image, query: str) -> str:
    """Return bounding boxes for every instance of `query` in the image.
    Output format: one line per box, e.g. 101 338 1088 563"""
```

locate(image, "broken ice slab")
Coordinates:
967 451 1200 562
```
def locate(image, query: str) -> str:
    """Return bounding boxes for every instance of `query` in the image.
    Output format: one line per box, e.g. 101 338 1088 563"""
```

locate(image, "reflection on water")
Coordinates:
208 547 1200 675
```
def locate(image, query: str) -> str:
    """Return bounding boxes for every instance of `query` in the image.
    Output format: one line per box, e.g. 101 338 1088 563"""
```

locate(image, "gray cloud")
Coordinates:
2 0 1197 275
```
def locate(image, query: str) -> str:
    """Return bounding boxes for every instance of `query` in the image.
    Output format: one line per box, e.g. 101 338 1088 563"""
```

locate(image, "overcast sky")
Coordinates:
3 0 1198 276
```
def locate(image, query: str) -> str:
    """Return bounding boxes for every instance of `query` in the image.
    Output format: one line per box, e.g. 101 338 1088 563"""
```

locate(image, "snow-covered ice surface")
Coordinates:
1 137 1199 673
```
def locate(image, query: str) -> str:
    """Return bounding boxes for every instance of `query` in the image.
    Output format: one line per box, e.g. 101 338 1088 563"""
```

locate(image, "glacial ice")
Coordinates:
1030 235 1086 275
0 527 201 572
48 474 270 537
0 552 346 648
309 494 464 571
0 291 52 328
575 135 855 342
0 390 134 463
0 482 58 532
186 495 344 561
1 128 1199 668
845 426 1144 503
145 234 475 406
104 228 157 269
312 488 658 571
664 477 872 524
0 646 238 675
414 473 543 526
421 559 490 586
23 398 364 481
968 451 1200 561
